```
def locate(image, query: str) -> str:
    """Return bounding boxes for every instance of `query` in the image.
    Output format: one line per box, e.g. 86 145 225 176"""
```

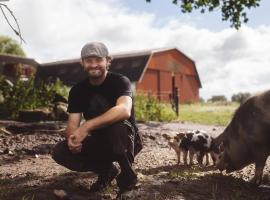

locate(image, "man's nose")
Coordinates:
89 63 98 68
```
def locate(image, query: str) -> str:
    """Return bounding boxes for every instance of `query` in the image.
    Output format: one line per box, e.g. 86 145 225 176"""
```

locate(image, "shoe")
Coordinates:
89 165 119 193
116 172 138 194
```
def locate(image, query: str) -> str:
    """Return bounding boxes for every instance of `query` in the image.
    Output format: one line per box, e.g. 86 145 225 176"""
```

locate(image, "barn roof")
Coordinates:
111 47 201 87
36 47 201 88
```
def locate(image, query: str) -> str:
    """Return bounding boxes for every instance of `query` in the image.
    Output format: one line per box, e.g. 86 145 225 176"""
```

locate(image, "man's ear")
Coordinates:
106 56 113 69
107 56 113 63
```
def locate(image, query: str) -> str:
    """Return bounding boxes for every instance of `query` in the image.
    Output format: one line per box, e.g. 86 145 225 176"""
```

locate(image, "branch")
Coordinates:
0 1 26 43
145 0 260 29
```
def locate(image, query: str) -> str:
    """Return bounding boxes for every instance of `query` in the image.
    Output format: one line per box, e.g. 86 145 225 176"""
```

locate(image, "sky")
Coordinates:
0 0 270 100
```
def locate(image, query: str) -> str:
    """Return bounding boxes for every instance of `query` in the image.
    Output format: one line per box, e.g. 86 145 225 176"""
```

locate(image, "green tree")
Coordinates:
208 95 227 102
0 35 26 56
145 0 260 29
231 92 251 104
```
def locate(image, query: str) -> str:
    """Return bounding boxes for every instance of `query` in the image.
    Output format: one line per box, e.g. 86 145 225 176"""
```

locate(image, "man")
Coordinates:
52 42 142 195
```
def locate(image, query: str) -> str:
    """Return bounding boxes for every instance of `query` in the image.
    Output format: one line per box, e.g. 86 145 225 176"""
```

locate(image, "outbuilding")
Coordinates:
36 47 201 103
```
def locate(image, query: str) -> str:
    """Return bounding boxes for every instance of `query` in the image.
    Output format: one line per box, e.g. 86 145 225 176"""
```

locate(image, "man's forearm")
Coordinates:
65 113 82 139
81 104 130 133
65 125 78 139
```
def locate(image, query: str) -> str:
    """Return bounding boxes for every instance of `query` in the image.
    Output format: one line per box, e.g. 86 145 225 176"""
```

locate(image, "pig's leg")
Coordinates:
183 149 188 165
177 148 181 165
197 152 204 166
251 156 267 185
205 153 210 166
210 151 217 165
189 149 195 165
175 148 180 165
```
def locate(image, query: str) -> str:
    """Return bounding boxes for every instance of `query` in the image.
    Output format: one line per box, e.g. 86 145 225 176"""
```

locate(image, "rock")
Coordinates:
8 150 14 156
53 189 69 199
18 108 52 122
0 127 12 135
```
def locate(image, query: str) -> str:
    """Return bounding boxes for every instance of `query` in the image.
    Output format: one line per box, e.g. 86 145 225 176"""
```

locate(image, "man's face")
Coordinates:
81 56 109 79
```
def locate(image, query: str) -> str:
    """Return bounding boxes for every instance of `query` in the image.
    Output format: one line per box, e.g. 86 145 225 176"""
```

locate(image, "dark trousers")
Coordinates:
52 121 136 176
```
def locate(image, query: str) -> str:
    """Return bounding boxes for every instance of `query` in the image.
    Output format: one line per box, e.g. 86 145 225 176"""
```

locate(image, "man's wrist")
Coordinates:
81 121 92 134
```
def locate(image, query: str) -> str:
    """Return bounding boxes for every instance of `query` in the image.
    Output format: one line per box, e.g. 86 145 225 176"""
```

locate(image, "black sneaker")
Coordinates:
89 165 119 193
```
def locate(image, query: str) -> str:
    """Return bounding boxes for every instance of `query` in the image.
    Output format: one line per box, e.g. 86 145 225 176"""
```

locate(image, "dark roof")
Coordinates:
36 62 87 86
0 54 38 66
110 55 150 82
37 54 151 86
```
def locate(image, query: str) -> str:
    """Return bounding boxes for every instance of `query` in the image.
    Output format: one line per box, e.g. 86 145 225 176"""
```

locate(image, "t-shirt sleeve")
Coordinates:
117 75 133 98
67 87 83 113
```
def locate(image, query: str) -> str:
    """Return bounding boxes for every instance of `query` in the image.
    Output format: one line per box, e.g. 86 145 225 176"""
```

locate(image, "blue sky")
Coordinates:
0 0 270 100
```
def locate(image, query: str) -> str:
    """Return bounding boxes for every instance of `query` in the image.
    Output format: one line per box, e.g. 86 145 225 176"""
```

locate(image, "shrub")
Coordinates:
208 95 227 102
231 92 251 104
0 75 69 119
134 94 177 122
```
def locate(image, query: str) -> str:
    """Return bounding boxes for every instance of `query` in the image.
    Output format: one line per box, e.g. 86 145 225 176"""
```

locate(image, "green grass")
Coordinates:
168 166 200 180
178 102 239 126
134 93 239 125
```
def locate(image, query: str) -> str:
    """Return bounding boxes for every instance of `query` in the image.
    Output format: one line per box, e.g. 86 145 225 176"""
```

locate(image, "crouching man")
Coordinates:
52 42 142 196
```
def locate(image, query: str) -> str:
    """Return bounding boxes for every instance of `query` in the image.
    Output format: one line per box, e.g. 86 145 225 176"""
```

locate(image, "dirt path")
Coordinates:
0 121 270 200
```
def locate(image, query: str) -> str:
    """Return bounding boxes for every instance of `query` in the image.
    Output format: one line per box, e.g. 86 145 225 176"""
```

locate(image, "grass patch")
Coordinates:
178 102 239 126
168 166 200 180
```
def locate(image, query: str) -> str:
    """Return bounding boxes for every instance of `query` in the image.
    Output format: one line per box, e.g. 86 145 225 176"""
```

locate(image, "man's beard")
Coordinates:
88 69 104 79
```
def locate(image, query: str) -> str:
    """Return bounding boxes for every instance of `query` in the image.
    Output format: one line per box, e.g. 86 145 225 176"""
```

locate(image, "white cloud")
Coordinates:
1 0 270 100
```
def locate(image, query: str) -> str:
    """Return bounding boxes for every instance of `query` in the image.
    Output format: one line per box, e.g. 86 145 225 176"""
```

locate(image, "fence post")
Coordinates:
170 73 179 116
174 87 179 116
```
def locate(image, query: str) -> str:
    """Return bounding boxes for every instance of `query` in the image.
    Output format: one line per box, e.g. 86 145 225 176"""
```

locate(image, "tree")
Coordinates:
0 35 26 56
146 0 260 29
231 92 251 104
208 95 227 102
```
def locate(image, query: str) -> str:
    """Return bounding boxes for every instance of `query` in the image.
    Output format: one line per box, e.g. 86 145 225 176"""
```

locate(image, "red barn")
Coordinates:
37 47 202 103
112 48 201 103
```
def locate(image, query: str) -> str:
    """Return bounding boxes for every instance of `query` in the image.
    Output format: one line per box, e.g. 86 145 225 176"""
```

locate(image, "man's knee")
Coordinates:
51 141 68 164
109 121 133 138
110 121 128 132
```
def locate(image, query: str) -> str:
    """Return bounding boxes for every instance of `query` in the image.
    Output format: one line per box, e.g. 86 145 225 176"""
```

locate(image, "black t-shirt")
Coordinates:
67 71 138 132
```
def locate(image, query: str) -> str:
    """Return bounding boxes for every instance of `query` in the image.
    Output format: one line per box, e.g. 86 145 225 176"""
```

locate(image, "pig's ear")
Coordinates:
177 132 185 139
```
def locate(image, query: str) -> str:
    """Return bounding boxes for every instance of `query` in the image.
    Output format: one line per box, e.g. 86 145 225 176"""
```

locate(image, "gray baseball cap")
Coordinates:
81 42 109 58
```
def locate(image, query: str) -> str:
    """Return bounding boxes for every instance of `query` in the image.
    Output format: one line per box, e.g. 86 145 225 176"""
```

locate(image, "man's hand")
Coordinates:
67 125 90 153
67 134 82 153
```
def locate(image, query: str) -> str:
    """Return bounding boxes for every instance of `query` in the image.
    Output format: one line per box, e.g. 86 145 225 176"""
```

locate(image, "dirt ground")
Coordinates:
0 120 270 200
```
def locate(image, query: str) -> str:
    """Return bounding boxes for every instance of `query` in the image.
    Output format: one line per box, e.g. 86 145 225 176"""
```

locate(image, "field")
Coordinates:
179 102 239 126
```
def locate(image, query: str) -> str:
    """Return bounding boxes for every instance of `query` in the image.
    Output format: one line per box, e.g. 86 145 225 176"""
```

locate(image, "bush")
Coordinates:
208 95 227 102
231 92 251 104
134 94 177 122
0 75 69 119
